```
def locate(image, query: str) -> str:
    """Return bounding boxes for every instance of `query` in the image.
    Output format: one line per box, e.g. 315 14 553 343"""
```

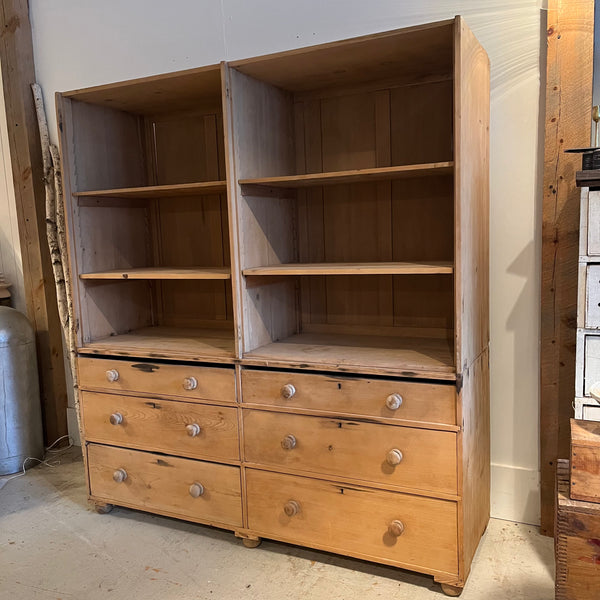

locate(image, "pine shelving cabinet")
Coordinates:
57 16 489 596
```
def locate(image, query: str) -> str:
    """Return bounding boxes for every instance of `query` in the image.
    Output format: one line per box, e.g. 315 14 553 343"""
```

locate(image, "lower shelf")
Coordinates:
79 326 235 362
244 332 455 379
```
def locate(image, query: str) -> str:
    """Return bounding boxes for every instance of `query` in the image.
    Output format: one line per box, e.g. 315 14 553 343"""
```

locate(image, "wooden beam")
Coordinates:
0 0 68 444
541 0 594 536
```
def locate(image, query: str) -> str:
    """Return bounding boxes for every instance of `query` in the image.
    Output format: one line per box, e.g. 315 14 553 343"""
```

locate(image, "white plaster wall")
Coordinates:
29 0 545 524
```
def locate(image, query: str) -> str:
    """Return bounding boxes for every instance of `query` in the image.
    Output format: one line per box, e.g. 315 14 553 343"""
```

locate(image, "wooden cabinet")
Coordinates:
58 16 489 595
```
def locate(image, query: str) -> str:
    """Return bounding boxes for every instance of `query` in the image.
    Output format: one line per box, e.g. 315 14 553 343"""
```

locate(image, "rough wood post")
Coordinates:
0 0 68 444
541 0 594 535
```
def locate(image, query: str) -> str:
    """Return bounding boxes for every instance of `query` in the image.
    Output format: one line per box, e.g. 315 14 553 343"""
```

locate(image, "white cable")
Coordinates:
0 434 75 488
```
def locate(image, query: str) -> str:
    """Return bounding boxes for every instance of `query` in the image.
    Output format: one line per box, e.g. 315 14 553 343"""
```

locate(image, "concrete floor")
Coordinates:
0 448 554 600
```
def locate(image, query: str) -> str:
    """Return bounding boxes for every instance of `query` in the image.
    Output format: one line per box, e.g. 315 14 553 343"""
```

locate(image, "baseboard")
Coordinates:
491 463 540 525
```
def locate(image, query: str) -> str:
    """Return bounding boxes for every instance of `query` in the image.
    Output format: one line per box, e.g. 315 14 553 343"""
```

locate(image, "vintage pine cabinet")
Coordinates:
57 16 489 596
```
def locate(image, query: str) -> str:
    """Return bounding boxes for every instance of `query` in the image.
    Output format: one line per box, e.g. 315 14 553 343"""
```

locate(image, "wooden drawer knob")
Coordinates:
386 449 403 466
284 500 300 517
281 384 296 399
105 369 119 383
388 519 405 537
109 412 123 426
189 482 204 498
186 423 201 437
281 434 297 450
112 468 127 483
183 376 198 391
385 393 403 411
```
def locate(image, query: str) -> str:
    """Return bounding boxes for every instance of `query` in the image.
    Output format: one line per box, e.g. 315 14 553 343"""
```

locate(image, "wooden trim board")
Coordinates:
541 0 595 536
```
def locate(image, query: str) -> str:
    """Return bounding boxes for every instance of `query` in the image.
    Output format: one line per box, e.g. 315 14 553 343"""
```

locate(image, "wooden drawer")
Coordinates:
78 357 236 403
242 369 456 426
246 469 458 575
243 410 457 495
584 265 600 328
87 444 242 527
579 333 600 396
81 392 239 462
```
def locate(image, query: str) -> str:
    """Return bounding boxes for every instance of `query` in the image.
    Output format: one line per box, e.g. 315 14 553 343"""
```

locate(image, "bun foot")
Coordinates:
94 502 114 514
242 537 262 548
441 583 463 597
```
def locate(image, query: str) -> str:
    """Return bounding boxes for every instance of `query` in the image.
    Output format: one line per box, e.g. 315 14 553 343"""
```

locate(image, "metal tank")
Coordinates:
0 306 43 475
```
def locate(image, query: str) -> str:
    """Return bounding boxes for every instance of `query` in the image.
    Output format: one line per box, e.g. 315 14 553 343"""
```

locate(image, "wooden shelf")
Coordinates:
74 180 227 199
244 332 455 379
239 163 453 192
80 267 231 280
79 326 235 362
243 262 453 276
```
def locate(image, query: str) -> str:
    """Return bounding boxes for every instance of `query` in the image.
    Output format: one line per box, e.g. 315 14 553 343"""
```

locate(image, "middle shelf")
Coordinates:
80 267 231 280
243 262 453 276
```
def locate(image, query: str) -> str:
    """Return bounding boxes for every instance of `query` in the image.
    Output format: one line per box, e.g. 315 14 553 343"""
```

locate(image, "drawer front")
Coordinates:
88 444 242 527
78 357 236 403
584 336 600 396
246 469 458 575
243 410 457 495
588 192 600 256
586 265 600 328
81 392 239 461
242 369 456 425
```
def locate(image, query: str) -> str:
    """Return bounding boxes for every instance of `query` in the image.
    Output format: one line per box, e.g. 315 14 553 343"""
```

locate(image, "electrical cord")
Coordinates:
0 434 75 490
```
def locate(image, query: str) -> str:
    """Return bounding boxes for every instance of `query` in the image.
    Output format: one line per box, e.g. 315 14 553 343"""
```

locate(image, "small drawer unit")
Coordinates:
78 357 236 403
81 392 240 462
87 444 243 527
243 409 457 495
245 469 459 576
241 368 457 426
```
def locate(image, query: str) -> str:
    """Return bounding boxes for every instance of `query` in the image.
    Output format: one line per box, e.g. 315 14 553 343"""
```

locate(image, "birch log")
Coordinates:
31 84 79 395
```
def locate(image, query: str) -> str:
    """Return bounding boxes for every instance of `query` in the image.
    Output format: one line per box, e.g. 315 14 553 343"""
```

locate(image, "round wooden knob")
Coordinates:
284 500 300 517
109 412 123 426
386 449 403 466
112 468 127 483
385 393 403 411
281 434 297 450
281 384 296 399
388 519 405 537
105 369 119 382
183 376 198 391
189 482 204 498
186 423 201 437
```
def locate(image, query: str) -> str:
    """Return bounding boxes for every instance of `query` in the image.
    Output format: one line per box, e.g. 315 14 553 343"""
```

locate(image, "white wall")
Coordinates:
29 0 545 524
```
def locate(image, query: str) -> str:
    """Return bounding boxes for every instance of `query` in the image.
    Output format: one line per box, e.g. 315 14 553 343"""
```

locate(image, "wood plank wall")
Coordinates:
0 0 68 444
541 0 594 535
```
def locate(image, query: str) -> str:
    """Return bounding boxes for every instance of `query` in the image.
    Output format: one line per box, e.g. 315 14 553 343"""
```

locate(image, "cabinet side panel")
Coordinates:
68 100 147 192
458 346 490 581
454 18 490 373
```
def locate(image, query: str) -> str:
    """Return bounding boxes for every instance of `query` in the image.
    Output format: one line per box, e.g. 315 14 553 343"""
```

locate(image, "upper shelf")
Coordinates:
80 267 231 280
74 180 227 199
243 262 453 276
239 163 453 193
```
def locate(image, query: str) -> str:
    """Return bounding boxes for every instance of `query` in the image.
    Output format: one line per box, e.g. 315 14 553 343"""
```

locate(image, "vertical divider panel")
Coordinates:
224 64 298 353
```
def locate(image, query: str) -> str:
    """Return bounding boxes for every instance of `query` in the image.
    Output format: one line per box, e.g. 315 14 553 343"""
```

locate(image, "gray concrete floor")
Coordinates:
0 448 554 599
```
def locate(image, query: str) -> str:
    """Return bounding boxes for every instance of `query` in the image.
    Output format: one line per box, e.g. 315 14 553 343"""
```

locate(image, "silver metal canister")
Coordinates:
0 306 43 475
